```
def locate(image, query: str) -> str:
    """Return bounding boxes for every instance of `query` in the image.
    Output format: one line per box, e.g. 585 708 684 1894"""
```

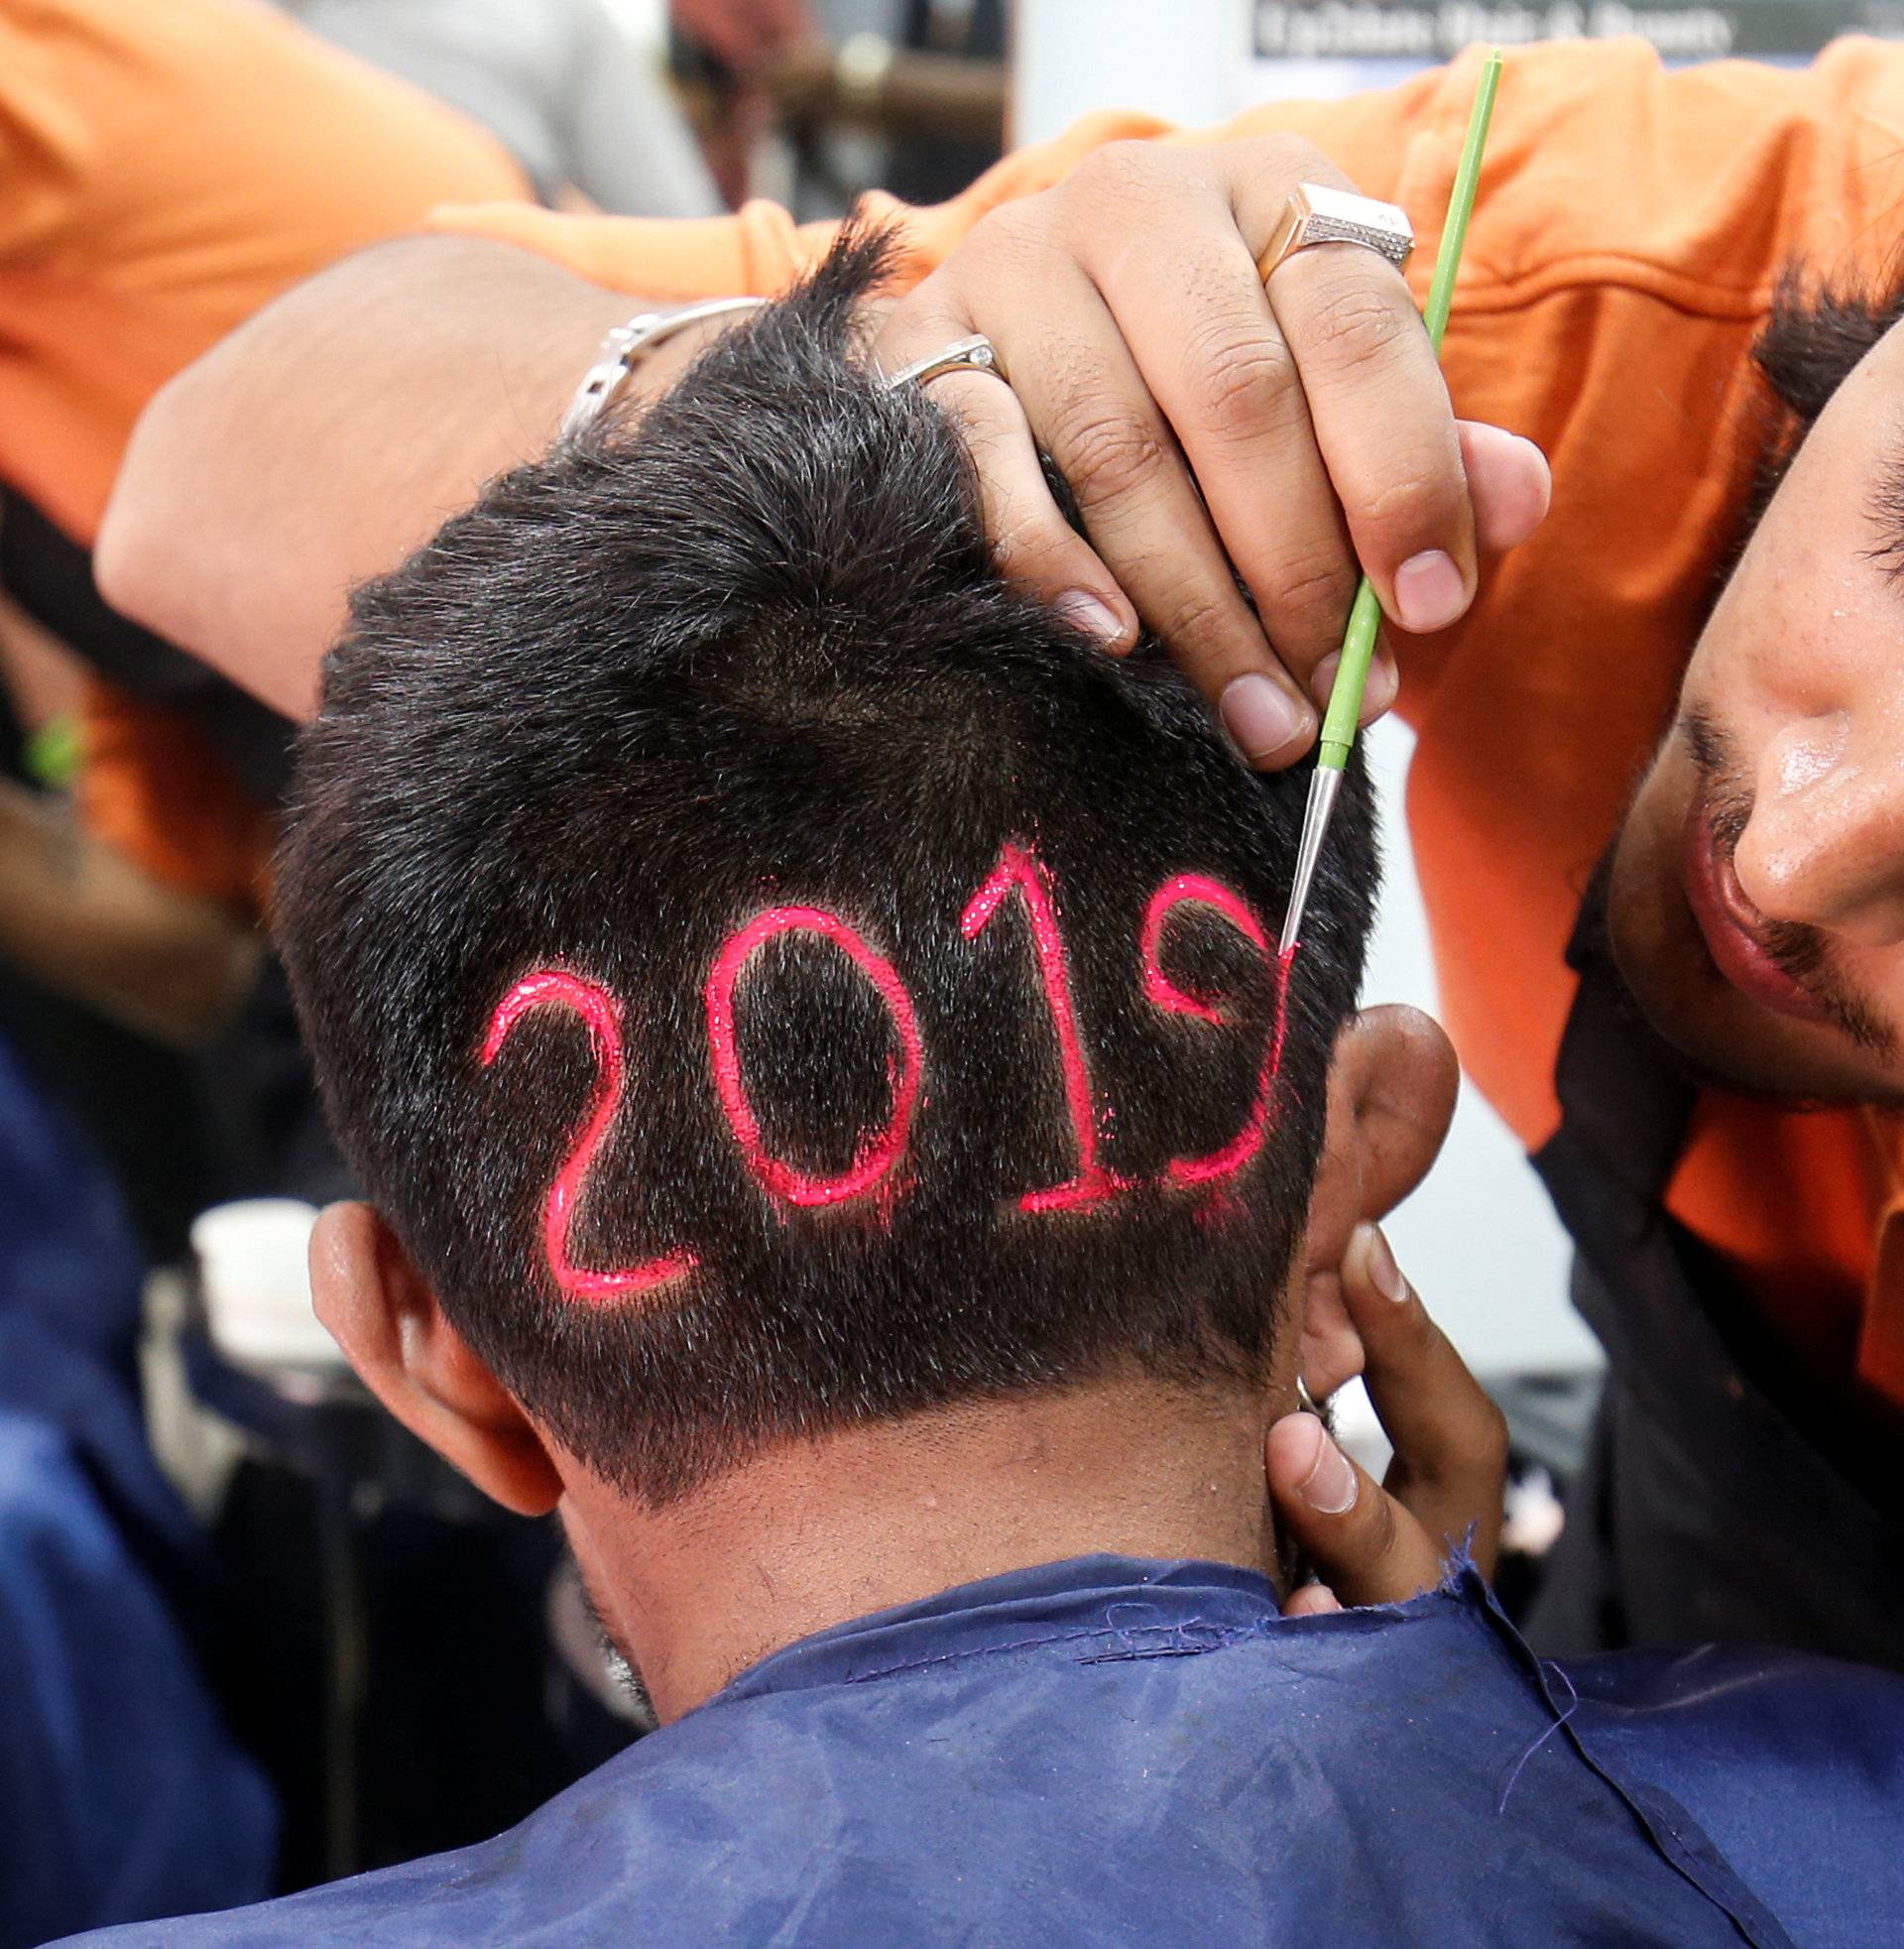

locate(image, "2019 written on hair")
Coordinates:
480 841 1297 1301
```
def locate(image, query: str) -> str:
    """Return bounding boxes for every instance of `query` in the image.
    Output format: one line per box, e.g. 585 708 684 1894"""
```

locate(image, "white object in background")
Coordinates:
1359 718 1599 1378
1330 1376 1393 1478
1012 0 1248 144
1502 1465 1566 1556
191 1198 340 1370
599 0 668 55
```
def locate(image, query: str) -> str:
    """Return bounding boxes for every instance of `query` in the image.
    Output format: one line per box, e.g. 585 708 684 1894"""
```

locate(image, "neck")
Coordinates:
558 1373 1284 1724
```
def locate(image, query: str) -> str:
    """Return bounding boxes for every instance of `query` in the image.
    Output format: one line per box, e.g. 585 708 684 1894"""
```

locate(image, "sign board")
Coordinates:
1249 0 1904 97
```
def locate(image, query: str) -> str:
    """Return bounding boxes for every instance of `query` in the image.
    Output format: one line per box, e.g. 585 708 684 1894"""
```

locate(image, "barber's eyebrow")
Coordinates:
1862 447 1904 582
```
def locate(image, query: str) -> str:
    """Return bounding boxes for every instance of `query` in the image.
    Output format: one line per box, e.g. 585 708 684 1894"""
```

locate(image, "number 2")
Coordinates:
480 969 698 1302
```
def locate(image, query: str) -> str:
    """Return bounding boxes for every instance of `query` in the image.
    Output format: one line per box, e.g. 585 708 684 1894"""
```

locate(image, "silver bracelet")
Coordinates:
559 296 765 440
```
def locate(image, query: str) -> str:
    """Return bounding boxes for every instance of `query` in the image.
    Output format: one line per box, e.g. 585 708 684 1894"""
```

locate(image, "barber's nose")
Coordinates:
1733 712 1904 944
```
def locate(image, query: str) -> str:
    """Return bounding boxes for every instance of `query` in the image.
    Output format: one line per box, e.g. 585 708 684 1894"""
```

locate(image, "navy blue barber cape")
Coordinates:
0 1034 275 1946
56 1554 1904 1948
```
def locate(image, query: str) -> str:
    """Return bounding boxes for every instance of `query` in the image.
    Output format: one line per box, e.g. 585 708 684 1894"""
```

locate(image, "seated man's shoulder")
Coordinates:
53 1606 1904 1946
1565 1637 1904 1783
1563 1643 1904 1942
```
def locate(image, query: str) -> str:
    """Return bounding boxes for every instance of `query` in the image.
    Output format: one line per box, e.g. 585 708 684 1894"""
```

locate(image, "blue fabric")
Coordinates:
0 1038 277 1947
0 1035 144 1385
0 1400 278 1949
1563 1644 1904 1949
51 1553 1904 1947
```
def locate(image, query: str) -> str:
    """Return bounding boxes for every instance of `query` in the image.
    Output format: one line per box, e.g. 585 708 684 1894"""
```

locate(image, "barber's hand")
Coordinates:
1267 1223 1508 1613
1298 1004 1458 1401
874 138 1551 767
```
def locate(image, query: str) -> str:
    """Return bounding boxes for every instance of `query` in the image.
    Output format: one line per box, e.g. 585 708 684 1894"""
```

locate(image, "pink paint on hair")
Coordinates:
705 906 921 1208
480 969 697 1302
1141 879 1296 1190
960 841 1118 1211
1272 940 1297 1071
1140 874 1269 1025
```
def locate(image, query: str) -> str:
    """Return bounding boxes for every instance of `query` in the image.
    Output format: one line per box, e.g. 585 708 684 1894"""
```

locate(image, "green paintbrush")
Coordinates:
1279 48 1503 951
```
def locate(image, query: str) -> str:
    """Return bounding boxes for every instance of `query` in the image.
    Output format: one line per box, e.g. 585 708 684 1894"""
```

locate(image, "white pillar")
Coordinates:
1010 0 1248 145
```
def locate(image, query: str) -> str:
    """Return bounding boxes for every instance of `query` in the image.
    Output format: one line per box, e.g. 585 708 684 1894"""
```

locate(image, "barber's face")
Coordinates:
1611 316 1904 1103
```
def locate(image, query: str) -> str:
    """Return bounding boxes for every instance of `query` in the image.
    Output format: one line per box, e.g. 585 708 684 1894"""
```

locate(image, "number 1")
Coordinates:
961 841 1122 1211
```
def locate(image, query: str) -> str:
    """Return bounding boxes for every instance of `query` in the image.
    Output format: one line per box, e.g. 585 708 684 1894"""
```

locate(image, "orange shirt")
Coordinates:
0 0 528 907
429 39 1904 1414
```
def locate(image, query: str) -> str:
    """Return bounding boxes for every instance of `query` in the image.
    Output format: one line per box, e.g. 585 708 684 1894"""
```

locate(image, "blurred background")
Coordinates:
0 0 1880 1939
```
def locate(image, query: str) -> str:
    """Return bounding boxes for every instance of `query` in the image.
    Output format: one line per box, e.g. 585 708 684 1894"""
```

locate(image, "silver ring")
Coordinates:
884 333 1005 392
1258 183 1414 282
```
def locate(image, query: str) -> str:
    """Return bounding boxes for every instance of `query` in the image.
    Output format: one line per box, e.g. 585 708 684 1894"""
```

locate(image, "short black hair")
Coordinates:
1739 259 1904 550
276 228 1377 1504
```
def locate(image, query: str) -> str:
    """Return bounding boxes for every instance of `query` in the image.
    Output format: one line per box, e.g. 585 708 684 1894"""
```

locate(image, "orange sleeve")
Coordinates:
425 106 1176 299
418 54 1549 305
0 0 529 547
0 0 534 915
76 681 276 917
0 7 91 261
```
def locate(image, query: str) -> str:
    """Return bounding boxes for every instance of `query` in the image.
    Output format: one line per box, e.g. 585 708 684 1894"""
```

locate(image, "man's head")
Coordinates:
1611 271 1904 1100
276 230 1388 1523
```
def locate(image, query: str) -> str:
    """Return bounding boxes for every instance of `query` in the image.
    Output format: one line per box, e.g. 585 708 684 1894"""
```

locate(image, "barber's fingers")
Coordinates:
873 273 1143 654
1251 189 1547 623
927 359 1139 649
1269 1225 1508 1608
1158 139 1479 706
1102 142 1464 668
1261 251 1470 638
878 258 1320 763
1079 231 1359 721
1281 1581 1342 1618
874 143 1551 764
1462 421 1551 554
1347 1223 1508 1579
1035 144 1420 758
993 264 1327 761
1266 1407 1448 1611
1313 426 1547 719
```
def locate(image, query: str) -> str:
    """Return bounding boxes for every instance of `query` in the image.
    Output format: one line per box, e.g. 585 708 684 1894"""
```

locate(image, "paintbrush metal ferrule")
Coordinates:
1280 764 1342 951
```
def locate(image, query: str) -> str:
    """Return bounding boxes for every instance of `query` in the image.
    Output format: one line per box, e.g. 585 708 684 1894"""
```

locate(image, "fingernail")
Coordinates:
1465 423 1549 475
1464 421 1521 462
1312 652 1396 722
1054 589 1126 645
1310 652 1339 709
1297 1424 1359 1516
1221 673 1312 766
1392 549 1466 634
1287 1582 1342 1617
1358 654 1399 724
1359 1221 1409 1303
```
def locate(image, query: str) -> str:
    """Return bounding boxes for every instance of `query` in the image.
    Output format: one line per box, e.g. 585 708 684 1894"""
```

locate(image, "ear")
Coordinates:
1296 1005 1459 1398
309 1201 564 1518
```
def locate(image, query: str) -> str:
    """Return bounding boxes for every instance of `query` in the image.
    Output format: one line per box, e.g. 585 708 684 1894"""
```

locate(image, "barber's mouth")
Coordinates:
1681 796 1834 1026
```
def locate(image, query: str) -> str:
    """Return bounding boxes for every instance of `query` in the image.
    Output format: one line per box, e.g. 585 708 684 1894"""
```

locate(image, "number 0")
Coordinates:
705 905 922 1208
